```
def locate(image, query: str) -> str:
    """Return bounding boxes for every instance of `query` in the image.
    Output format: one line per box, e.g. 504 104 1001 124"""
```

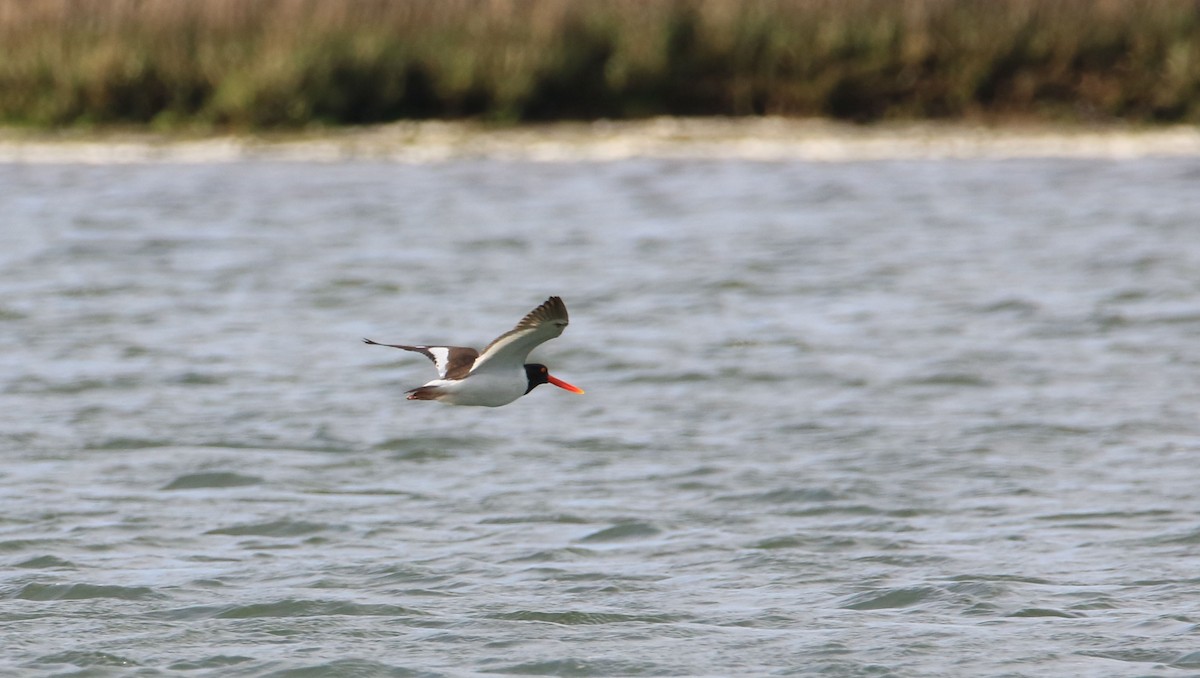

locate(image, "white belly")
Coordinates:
424 371 526 407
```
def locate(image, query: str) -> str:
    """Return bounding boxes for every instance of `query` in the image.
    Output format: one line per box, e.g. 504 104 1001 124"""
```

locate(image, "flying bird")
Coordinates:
363 296 584 407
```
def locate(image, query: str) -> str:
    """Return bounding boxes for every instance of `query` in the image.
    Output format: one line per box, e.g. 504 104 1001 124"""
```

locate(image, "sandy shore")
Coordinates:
3 118 1200 163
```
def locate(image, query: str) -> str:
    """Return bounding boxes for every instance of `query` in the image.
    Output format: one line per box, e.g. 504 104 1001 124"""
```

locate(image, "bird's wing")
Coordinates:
362 339 478 380
469 296 569 375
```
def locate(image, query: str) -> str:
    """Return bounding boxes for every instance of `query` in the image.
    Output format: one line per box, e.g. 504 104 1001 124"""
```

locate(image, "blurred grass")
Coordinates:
2 0 1199 129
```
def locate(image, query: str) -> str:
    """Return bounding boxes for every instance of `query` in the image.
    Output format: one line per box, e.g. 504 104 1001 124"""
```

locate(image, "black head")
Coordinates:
523 363 550 394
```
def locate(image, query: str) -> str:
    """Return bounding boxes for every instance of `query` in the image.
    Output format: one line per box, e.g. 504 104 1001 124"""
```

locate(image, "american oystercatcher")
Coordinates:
363 296 584 407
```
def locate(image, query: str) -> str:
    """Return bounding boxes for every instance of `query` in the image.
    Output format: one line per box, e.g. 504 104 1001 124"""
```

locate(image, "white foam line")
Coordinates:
3 118 1200 164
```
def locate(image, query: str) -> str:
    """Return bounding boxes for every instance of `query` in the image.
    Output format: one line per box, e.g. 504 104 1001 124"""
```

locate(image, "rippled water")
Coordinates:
3 149 1200 677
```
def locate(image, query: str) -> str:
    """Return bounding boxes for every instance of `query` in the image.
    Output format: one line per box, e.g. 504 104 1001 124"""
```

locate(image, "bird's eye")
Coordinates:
541 367 547 373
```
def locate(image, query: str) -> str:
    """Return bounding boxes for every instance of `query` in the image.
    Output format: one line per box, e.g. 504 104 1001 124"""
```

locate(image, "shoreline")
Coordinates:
3 118 1200 164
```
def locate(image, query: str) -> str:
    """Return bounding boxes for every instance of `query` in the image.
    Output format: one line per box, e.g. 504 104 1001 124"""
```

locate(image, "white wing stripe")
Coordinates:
426 347 452 378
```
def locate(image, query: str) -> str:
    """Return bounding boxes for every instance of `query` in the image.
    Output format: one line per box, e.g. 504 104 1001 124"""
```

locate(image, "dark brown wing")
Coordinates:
363 339 478 380
469 296 569 375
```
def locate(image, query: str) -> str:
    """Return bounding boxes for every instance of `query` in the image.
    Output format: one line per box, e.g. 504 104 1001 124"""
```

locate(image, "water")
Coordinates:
3 143 1200 677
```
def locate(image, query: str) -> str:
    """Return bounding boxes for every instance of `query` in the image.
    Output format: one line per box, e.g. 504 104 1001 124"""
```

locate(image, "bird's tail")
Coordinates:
405 386 440 401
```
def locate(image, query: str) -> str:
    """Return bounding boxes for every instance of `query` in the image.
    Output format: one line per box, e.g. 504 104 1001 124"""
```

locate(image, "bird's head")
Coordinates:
524 364 585 396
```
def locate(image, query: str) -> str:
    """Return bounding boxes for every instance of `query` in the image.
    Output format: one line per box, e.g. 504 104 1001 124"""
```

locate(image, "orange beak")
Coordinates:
547 374 585 394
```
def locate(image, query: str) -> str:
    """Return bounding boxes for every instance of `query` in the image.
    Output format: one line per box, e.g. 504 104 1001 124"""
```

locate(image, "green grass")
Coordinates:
2 0 1199 129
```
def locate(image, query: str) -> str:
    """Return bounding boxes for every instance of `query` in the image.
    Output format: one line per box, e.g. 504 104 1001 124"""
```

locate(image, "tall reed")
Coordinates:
1 0 1197 128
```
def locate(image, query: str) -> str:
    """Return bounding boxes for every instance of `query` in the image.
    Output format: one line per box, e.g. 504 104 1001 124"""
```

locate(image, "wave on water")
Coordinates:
4 119 1200 164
